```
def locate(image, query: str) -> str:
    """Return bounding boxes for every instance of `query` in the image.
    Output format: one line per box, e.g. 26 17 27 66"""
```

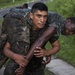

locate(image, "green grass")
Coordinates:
46 35 75 67
56 35 75 67
45 68 55 75
0 19 3 28
0 0 34 9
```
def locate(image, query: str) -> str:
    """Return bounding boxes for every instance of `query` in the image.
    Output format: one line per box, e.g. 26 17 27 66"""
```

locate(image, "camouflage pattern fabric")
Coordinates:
0 15 8 69
9 7 31 19
47 11 64 39
0 11 30 75
0 7 30 68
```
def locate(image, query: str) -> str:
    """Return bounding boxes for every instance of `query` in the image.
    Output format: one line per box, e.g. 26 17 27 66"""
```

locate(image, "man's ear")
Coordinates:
30 12 33 19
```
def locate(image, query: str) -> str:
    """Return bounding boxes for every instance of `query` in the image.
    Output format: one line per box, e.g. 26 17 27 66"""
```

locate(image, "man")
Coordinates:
1 2 60 75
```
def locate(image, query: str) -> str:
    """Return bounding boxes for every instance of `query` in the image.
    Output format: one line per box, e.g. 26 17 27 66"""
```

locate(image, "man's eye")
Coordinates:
37 15 41 18
44 16 47 18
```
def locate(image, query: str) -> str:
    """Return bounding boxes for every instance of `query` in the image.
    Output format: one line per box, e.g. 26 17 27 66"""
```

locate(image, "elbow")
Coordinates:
53 46 60 54
56 46 60 52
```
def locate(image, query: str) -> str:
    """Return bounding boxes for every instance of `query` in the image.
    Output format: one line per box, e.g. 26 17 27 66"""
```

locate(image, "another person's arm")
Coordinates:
34 40 60 57
26 26 56 61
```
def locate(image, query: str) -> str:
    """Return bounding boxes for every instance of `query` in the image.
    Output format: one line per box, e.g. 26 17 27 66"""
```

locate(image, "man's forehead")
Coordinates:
35 10 47 13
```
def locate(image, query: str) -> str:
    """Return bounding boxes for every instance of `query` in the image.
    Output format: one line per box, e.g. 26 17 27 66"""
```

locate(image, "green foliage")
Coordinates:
0 0 34 9
46 34 75 67
45 68 55 75
0 0 28 8
0 19 3 28
56 35 75 66
46 0 75 18
57 0 75 18
0 0 11 3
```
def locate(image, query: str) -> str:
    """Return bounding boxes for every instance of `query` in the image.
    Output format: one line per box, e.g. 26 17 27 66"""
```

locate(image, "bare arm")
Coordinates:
3 42 28 67
34 40 60 57
26 26 56 61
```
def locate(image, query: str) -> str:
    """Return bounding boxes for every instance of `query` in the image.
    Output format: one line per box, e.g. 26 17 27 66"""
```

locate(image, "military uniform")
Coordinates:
0 8 65 75
0 7 31 69
0 11 30 75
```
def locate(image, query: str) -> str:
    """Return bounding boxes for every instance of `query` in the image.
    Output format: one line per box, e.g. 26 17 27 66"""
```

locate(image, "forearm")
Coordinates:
3 47 15 60
26 26 55 61
47 40 60 56
47 46 60 56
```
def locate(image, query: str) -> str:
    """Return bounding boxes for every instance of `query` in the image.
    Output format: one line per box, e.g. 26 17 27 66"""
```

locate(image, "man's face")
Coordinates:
30 10 48 30
62 20 75 35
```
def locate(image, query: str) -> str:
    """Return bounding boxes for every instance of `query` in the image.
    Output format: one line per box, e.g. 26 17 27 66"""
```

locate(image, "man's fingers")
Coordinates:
15 66 22 71
34 50 40 53
19 63 25 67
36 47 41 50
15 66 24 75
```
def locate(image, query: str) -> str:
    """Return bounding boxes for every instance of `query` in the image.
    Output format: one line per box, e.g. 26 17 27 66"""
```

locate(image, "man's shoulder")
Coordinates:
48 11 62 20
47 11 64 35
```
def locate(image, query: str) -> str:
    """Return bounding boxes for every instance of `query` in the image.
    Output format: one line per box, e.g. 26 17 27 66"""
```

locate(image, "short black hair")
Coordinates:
31 2 48 13
23 3 28 8
66 17 75 24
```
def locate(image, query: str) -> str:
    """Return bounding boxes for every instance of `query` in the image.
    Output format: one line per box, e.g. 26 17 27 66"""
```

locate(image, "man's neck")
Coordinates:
32 27 39 31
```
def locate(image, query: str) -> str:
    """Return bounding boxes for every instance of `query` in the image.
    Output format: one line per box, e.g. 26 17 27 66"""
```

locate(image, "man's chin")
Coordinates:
39 25 45 28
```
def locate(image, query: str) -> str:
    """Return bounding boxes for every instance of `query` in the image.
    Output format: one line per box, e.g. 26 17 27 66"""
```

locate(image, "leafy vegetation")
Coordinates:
46 0 75 18
0 19 3 28
45 68 55 75
0 0 33 9
56 35 75 66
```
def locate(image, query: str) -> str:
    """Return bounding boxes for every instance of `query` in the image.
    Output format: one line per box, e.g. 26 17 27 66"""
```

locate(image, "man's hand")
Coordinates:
15 66 25 75
13 54 28 67
3 42 28 67
34 47 50 57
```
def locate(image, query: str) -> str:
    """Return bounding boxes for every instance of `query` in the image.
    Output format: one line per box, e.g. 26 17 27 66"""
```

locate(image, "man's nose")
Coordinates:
40 17 44 22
